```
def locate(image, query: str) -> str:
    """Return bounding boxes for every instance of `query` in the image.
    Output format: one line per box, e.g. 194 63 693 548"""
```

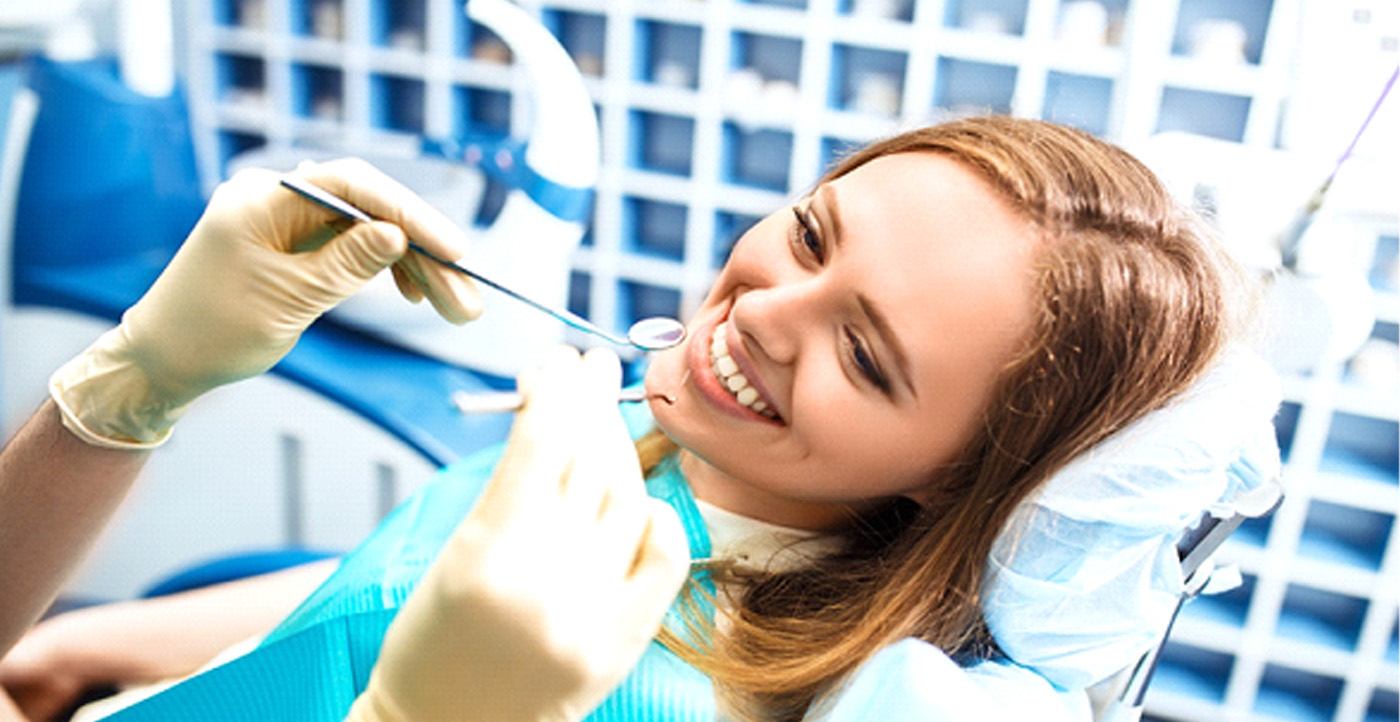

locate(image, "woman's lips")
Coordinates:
685 308 784 426
717 319 782 419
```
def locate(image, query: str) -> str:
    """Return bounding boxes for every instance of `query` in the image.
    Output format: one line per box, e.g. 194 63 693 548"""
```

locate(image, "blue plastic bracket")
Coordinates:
421 133 594 223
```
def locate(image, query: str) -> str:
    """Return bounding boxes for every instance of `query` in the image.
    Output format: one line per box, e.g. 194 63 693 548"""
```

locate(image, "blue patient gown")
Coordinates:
103 410 1087 721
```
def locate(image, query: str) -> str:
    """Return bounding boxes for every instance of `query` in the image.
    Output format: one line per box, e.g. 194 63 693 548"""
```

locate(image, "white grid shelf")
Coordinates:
180 1 1399 721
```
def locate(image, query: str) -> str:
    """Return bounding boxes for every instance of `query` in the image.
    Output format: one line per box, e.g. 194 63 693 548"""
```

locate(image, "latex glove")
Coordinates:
49 158 482 449
347 348 691 722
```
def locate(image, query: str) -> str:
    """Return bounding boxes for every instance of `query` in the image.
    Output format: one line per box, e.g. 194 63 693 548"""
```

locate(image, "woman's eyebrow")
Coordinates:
821 184 917 400
818 184 845 249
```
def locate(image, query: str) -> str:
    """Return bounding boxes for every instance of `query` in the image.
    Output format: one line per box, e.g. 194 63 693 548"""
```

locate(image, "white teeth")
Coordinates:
709 324 779 420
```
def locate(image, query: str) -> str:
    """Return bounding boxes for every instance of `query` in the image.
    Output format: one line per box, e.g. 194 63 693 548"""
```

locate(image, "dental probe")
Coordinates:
452 386 677 414
278 176 687 352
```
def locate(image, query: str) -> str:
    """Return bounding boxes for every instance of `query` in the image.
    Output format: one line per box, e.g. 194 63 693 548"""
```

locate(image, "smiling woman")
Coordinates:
646 150 1040 530
1 116 1267 722
640 116 1246 719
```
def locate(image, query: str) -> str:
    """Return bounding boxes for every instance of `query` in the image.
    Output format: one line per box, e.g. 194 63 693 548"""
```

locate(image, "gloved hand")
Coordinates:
49 158 482 449
347 348 691 722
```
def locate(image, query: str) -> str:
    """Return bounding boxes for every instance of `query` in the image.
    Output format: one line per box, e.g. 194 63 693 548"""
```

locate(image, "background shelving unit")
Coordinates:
179 1 1398 720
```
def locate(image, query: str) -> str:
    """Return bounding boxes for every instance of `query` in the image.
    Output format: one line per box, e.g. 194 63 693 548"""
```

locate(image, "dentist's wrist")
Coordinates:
48 328 194 450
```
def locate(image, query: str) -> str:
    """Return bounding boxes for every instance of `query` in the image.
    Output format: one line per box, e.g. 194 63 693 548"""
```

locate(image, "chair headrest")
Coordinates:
982 348 1283 690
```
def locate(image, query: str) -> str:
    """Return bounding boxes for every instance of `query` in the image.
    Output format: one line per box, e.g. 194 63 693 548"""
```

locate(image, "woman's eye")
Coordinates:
790 206 824 263
845 328 892 393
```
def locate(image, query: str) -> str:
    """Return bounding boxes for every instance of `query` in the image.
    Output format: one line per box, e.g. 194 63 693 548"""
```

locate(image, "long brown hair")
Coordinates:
645 116 1244 720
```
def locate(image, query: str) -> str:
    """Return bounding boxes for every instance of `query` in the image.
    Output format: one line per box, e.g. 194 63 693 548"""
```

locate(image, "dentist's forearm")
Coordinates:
0 399 150 657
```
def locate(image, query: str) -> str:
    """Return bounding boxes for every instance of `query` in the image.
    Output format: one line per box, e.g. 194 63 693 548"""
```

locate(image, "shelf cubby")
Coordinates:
730 31 803 85
291 63 343 121
456 17 512 64
713 210 762 269
292 0 344 41
1232 512 1274 549
1155 86 1250 142
567 271 591 318
1042 71 1113 136
1319 413 1399 485
1147 644 1233 703
1180 573 1255 628
1369 233 1399 294
619 280 682 328
1295 500 1393 573
1369 689 1399 722
740 0 809 11
217 129 266 174
1273 400 1302 457
837 0 914 23
452 86 511 136
215 53 266 109
1274 583 1369 653
543 10 606 79
1170 0 1274 65
1253 664 1343 722
722 123 793 191
368 0 425 51
629 111 695 176
933 57 1017 116
942 0 1029 36
829 44 907 117
1054 0 1128 47
369 74 425 134
635 20 702 90
216 0 265 29
624 197 688 262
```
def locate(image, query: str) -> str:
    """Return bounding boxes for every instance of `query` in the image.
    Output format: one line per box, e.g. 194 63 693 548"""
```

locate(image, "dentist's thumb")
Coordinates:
305 220 409 301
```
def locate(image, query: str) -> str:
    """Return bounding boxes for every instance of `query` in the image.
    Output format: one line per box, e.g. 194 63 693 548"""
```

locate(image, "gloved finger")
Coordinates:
405 252 485 324
210 167 351 251
480 347 586 514
621 500 690 627
295 158 469 265
592 486 652 579
296 220 409 306
559 349 632 513
391 264 424 304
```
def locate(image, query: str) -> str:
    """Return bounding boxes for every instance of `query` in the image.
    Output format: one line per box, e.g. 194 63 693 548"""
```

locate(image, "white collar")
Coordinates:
694 498 843 574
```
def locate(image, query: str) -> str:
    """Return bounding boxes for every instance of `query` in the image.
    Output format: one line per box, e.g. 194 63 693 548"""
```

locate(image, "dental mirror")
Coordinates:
279 176 687 353
626 316 688 351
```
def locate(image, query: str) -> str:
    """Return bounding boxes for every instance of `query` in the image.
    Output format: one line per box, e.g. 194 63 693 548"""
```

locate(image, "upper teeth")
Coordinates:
710 325 778 419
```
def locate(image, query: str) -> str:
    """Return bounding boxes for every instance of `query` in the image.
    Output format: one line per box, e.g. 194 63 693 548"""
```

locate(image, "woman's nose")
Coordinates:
728 282 819 365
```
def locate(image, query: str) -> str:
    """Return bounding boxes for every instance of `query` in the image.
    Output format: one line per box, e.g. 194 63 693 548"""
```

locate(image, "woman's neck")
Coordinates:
677 450 859 531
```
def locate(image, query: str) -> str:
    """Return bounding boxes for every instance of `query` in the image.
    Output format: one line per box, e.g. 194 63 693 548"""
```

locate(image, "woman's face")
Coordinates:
645 152 1039 529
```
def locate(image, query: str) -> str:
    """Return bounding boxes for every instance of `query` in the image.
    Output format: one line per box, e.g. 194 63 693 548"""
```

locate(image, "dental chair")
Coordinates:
1090 495 1283 722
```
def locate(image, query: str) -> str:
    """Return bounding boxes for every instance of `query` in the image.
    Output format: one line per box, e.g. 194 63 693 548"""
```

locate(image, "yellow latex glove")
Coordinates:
347 348 691 722
49 158 482 449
